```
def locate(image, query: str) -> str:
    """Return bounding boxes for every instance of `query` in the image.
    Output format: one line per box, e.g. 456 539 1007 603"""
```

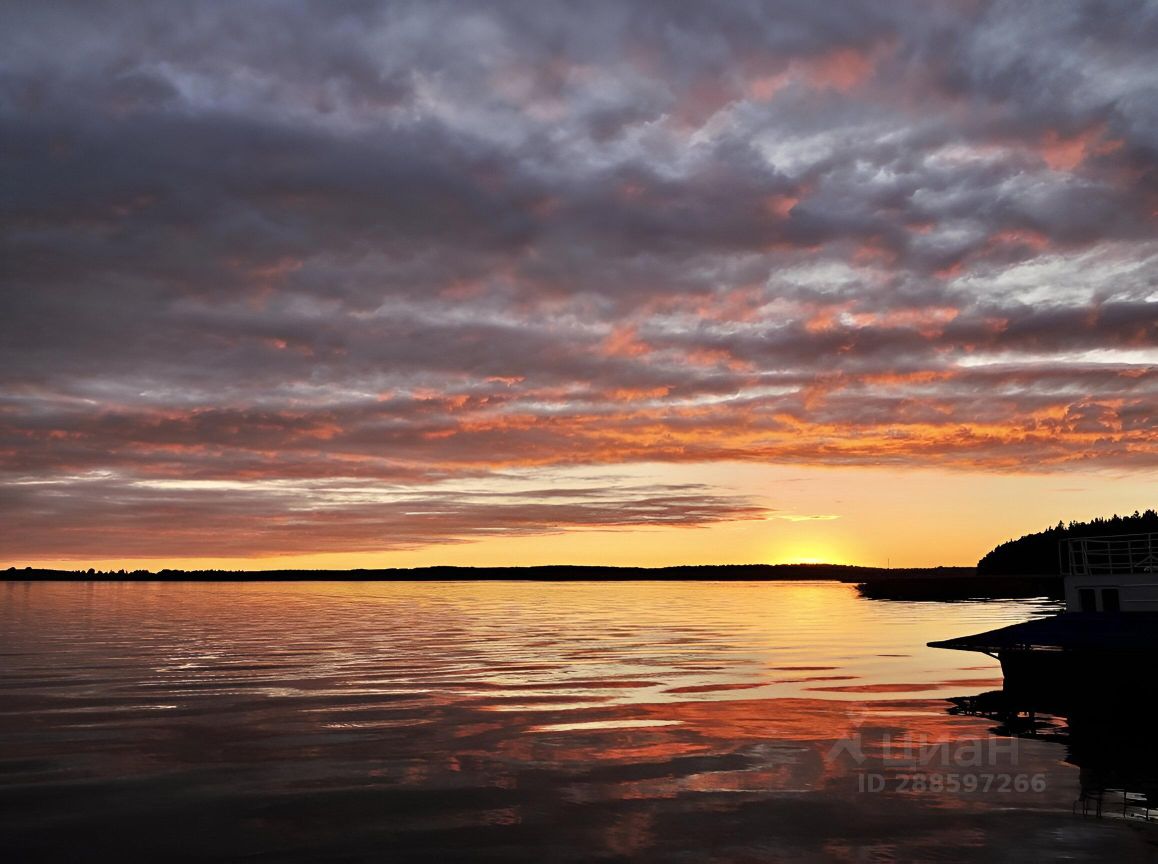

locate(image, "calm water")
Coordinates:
1 581 1153 862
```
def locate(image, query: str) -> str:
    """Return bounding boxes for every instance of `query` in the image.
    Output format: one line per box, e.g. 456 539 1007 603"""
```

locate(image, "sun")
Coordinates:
768 545 847 566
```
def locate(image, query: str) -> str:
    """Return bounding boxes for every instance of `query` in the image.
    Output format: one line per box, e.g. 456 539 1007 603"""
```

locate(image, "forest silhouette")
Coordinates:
977 510 1158 575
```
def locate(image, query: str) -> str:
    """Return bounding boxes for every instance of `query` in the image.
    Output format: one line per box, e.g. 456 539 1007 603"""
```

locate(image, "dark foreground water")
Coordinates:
1 581 1154 862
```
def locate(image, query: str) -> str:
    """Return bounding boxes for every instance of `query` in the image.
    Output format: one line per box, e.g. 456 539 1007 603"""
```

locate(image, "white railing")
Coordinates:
1061 533 1158 577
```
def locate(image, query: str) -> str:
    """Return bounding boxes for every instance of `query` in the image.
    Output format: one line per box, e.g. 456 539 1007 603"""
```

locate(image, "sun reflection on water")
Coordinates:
3 580 1138 861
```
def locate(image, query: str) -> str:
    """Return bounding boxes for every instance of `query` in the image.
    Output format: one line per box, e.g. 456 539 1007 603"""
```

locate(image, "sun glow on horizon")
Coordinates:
5 464 1156 573
764 546 850 567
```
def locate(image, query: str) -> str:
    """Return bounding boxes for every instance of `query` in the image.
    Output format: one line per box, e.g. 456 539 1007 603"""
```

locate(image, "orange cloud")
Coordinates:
764 193 799 218
801 47 876 92
602 325 653 358
1039 124 1124 171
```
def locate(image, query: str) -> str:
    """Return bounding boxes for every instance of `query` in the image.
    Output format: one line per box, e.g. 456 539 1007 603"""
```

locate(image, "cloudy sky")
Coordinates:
2 0 1155 569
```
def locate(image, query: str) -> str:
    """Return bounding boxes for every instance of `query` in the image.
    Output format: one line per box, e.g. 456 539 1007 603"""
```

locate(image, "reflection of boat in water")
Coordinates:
948 684 1158 821
932 533 1158 820
929 533 1158 699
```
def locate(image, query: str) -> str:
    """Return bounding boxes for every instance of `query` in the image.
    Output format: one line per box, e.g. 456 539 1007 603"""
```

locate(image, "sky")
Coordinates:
1 0 1155 570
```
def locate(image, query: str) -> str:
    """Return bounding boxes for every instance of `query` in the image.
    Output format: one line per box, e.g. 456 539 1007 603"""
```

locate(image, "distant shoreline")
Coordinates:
6 563 971 580
3 563 1063 599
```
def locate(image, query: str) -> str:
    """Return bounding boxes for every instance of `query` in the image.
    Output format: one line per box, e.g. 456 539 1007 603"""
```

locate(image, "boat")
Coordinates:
934 533 1158 819
929 533 1158 704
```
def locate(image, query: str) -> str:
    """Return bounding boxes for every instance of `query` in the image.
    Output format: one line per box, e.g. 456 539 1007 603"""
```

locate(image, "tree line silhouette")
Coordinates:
977 509 1158 575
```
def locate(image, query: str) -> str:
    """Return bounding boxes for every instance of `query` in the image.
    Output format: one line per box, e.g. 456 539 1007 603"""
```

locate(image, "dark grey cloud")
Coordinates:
0 477 766 558
0 0 1155 558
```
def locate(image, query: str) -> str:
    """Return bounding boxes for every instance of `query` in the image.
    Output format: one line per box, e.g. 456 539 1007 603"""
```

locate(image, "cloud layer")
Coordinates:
2 1 1155 558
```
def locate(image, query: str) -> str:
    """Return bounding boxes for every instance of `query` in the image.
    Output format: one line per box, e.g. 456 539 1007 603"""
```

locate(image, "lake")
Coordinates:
1 580 1153 861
